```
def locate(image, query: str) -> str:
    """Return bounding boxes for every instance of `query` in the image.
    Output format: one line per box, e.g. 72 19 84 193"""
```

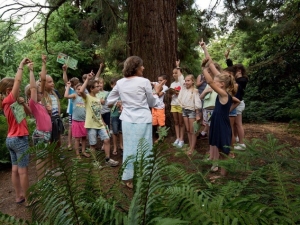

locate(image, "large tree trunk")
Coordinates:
128 0 177 83
128 0 178 131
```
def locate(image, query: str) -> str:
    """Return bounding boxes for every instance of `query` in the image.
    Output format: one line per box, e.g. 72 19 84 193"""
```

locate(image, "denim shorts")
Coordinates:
6 136 29 168
87 128 109 145
236 100 245 115
182 108 196 119
229 108 237 117
111 116 122 134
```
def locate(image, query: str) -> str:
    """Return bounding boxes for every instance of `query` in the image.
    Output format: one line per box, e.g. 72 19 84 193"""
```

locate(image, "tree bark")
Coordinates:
128 0 177 83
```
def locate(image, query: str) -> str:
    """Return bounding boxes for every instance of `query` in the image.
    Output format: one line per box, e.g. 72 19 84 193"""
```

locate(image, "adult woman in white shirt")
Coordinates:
107 56 165 189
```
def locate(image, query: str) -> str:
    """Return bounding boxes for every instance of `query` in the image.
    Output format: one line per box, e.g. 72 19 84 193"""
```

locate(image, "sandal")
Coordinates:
82 152 91 158
16 198 25 204
187 150 194 156
112 150 118 155
126 182 133 189
76 155 82 160
68 145 72 151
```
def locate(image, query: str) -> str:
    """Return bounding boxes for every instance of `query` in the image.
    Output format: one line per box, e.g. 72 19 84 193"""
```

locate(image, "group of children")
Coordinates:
0 40 248 204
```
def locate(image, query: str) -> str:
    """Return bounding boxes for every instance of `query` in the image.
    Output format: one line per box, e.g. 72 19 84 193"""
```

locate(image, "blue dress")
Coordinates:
209 93 232 154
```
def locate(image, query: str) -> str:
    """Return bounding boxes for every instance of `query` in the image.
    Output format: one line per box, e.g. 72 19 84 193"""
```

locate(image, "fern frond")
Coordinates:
0 212 29 225
126 139 171 225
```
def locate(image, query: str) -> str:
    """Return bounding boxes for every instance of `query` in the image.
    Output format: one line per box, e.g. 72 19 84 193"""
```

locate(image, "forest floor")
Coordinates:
0 122 299 222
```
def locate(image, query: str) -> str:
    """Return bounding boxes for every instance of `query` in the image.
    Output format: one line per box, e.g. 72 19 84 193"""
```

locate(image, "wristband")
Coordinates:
18 67 23 70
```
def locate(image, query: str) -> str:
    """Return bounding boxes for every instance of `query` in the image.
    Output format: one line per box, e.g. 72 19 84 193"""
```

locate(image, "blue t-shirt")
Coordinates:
67 87 75 114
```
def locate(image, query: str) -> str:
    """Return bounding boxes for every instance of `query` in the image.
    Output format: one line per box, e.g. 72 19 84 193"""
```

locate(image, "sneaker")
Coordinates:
198 133 208 140
177 141 184 148
235 136 239 143
234 143 246 150
173 139 179 146
105 158 119 167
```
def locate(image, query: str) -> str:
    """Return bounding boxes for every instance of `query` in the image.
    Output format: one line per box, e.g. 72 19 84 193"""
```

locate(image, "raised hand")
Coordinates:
21 58 31 66
199 38 206 48
87 73 93 80
27 62 34 71
42 55 47 63
154 79 166 94
62 64 68 71
176 60 180 68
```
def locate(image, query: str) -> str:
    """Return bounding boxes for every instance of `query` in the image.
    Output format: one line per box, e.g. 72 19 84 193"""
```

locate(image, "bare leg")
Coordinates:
229 117 236 158
188 118 197 155
220 153 227 176
12 165 24 202
172 112 180 141
81 137 90 157
178 113 185 142
112 133 118 154
119 133 123 149
103 139 111 158
74 137 81 158
183 116 191 148
235 114 245 144
68 127 72 149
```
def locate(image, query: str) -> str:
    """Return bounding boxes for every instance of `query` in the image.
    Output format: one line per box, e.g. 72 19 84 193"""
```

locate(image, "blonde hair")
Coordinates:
185 74 196 89
43 75 60 114
215 73 237 96
0 78 14 109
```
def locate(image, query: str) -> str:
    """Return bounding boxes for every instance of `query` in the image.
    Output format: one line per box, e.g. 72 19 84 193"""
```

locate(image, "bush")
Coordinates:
0 115 10 164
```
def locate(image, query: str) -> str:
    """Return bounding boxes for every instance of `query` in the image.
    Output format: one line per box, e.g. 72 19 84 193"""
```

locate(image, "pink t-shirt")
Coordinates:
3 93 29 137
29 99 52 132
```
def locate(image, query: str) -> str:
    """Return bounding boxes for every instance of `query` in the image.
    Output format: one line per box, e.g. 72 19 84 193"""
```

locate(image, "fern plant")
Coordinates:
0 133 299 225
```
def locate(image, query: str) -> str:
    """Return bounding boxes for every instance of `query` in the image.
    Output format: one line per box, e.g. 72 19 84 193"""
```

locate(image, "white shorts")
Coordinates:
236 100 245 115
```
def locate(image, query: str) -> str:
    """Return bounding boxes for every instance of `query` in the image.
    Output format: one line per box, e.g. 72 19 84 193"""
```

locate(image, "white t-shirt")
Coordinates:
152 83 168 109
170 74 184 105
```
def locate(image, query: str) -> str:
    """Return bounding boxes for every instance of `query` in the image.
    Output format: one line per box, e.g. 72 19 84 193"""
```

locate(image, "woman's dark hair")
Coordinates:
234 64 248 78
122 56 143 77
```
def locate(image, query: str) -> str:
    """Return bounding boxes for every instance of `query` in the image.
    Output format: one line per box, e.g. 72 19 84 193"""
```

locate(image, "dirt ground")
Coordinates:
0 122 299 222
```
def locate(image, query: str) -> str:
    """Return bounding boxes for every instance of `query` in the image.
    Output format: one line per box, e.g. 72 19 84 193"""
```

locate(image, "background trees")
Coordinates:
0 0 299 122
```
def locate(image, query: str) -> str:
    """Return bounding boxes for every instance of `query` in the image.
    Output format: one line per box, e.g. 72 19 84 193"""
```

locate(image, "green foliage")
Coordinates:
0 115 10 164
1 131 299 224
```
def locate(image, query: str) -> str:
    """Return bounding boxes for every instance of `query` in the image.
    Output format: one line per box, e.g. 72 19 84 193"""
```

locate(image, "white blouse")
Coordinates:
107 76 160 123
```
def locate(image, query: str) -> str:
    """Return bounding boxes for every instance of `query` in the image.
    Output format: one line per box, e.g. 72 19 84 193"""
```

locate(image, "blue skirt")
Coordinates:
122 121 153 180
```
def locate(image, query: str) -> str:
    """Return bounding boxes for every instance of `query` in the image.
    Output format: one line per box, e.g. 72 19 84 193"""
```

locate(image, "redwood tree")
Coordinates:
128 0 177 83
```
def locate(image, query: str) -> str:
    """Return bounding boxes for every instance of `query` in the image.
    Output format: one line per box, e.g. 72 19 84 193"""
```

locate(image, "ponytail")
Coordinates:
215 73 237 96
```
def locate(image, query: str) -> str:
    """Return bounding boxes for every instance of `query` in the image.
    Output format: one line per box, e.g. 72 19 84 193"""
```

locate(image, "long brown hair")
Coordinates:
0 78 14 109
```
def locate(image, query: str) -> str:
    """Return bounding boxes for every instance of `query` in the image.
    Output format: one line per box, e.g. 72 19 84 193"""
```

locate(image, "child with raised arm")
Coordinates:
62 65 79 150
64 82 90 159
198 60 221 141
177 74 202 156
25 55 52 180
170 60 185 147
151 74 168 139
79 74 119 167
200 40 239 175
0 58 31 205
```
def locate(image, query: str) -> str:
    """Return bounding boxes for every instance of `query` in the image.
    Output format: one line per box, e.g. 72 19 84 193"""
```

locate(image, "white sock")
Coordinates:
201 131 206 135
